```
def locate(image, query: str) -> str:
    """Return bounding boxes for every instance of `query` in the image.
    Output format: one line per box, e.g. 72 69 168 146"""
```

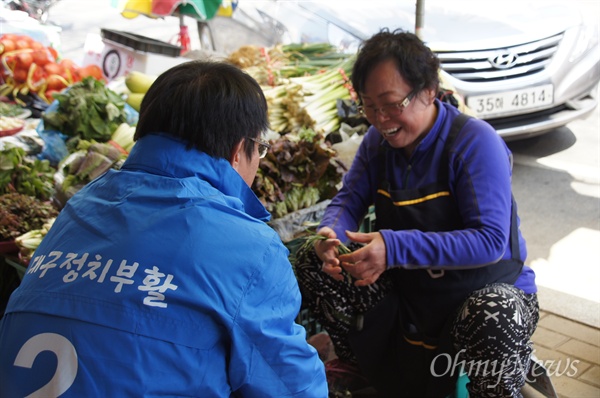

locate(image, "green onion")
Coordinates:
297 232 352 256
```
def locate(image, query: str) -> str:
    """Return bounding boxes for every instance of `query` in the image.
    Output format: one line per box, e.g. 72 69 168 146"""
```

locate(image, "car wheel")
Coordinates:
197 22 215 51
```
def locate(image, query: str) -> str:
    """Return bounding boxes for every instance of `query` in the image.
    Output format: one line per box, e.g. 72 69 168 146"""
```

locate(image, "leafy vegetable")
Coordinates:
252 129 346 219
0 145 56 200
55 141 125 203
42 76 127 142
15 217 55 263
0 192 58 241
0 101 25 117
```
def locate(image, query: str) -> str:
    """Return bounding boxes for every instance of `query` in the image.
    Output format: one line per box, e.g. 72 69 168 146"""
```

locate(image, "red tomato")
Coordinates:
29 41 43 50
59 58 80 80
47 46 58 61
78 64 104 81
15 39 31 50
59 58 77 69
31 64 46 82
0 39 16 55
15 52 33 69
44 62 64 76
46 74 67 91
31 49 51 66
12 68 28 83
0 34 20 41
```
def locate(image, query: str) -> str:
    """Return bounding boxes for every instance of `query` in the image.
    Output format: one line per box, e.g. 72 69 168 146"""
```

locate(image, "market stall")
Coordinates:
0 28 468 320
0 32 370 301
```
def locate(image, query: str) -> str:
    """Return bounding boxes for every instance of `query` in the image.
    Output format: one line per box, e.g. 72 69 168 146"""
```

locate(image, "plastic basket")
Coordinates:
360 206 377 233
295 307 324 337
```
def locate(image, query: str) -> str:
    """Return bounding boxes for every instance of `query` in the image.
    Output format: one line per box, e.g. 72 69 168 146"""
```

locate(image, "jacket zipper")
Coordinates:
403 163 412 188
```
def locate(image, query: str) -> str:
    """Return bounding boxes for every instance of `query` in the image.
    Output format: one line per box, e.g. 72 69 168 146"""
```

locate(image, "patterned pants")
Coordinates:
295 245 539 397
452 283 539 398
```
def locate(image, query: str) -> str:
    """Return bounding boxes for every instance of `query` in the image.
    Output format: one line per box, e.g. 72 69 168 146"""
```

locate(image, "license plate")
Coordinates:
466 84 554 118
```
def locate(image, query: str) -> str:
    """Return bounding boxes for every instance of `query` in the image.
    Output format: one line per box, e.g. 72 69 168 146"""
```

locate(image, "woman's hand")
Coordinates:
338 231 387 286
314 227 346 281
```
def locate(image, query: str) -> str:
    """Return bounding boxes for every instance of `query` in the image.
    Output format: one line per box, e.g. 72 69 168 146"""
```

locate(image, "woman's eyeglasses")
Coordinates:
248 137 271 159
357 91 416 118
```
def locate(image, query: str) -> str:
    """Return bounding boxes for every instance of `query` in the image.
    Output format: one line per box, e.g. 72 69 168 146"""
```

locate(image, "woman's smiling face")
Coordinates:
360 59 437 153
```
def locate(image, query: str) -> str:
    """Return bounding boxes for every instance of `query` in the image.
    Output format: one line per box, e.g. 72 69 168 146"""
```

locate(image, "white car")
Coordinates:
199 0 599 140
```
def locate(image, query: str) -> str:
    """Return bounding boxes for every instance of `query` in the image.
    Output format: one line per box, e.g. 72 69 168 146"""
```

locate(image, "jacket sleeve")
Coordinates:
227 233 327 397
320 128 381 242
381 117 519 268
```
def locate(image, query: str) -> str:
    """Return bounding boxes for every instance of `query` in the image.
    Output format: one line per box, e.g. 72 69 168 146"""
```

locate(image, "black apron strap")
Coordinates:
445 114 522 263
510 194 521 261
438 113 471 181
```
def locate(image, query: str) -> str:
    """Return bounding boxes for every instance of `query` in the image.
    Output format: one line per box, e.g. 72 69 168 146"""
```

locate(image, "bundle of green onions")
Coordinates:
262 55 356 135
228 42 357 136
226 45 289 86
294 232 356 286
15 217 55 263
289 55 356 134
227 42 352 85
279 43 353 78
297 232 351 256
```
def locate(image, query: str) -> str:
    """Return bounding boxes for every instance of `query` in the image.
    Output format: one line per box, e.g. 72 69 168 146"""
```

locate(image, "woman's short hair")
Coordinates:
351 28 440 97
134 60 269 160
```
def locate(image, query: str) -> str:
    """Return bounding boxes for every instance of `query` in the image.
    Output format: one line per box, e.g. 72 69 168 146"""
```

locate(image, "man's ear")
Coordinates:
229 139 245 168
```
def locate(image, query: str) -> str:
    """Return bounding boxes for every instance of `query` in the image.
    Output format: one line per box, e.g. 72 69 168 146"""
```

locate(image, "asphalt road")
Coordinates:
507 101 600 326
41 0 600 323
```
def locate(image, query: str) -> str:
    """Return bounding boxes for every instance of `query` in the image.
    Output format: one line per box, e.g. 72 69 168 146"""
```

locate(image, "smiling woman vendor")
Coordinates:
296 28 539 398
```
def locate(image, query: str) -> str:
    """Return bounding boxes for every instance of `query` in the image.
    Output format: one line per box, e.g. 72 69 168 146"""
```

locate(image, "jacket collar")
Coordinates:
415 99 446 152
122 134 271 222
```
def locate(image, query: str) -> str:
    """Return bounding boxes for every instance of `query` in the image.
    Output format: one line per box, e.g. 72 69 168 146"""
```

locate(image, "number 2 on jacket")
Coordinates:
14 333 78 397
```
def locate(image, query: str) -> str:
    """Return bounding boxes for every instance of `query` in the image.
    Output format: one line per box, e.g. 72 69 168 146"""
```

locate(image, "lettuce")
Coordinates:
42 77 127 142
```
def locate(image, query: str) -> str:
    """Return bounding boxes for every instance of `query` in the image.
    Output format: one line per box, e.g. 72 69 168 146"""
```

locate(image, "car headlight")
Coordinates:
327 23 361 54
570 20 599 62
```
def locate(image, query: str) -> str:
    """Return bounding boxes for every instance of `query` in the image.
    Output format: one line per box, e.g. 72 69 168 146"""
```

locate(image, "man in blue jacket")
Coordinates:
0 60 327 397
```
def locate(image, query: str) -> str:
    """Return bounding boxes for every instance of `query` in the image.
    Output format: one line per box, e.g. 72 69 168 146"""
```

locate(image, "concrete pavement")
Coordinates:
523 307 600 398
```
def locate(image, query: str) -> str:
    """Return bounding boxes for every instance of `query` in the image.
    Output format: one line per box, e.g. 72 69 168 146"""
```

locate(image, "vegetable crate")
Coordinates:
295 307 324 338
360 206 376 233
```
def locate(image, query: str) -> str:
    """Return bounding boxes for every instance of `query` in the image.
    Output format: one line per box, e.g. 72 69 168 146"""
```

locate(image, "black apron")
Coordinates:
348 114 523 397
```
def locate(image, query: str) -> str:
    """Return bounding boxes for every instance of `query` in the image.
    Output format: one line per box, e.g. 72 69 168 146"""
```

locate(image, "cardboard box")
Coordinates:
82 30 188 81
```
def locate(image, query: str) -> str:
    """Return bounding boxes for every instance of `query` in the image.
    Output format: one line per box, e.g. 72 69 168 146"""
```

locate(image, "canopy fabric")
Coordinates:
153 0 222 20
112 0 223 20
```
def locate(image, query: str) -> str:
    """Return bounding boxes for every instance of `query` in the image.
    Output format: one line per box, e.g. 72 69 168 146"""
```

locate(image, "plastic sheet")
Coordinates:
331 123 366 170
268 199 331 243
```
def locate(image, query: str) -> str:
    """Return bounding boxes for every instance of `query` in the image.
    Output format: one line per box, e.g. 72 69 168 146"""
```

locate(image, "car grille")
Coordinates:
436 33 563 83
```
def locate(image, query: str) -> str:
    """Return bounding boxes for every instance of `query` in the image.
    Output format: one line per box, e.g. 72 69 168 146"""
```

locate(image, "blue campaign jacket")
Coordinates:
0 134 327 397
